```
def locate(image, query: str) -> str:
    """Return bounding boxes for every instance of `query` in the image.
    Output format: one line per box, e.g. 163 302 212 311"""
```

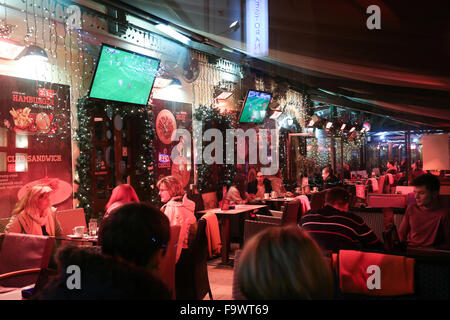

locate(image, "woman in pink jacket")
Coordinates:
157 176 196 262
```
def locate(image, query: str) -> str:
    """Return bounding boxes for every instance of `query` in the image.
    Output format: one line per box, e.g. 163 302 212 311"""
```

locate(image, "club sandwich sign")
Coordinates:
246 0 269 57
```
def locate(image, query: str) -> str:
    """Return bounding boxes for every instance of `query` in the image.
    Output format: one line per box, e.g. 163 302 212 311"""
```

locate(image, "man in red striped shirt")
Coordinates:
299 187 383 252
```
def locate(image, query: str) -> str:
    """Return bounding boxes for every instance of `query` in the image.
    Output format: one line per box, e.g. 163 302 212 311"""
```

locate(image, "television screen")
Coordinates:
89 44 160 105
238 90 272 123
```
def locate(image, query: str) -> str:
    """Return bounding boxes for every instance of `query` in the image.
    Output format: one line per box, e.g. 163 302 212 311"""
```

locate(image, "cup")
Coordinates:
89 219 98 236
73 226 85 237
264 193 270 199
271 191 277 198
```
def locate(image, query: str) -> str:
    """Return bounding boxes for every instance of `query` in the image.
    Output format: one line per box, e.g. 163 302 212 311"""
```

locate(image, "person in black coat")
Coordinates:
247 171 272 199
321 167 341 190
36 202 172 300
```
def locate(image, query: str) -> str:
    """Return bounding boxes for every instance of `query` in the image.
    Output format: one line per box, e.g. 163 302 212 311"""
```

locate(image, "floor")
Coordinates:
203 244 239 300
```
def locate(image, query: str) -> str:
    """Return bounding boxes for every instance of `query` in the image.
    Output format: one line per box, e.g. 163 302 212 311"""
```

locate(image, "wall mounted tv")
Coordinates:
89 44 160 105
238 90 272 123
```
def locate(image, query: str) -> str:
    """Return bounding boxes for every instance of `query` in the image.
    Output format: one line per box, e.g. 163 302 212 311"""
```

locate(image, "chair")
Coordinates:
353 211 384 241
158 225 181 300
201 192 218 210
231 249 246 300
0 233 54 289
56 208 87 236
175 218 212 300
259 201 301 226
310 190 327 209
243 219 278 244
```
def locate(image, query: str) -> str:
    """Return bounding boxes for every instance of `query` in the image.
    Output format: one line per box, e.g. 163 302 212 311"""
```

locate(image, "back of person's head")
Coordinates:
156 175 184 198
237 225 333 300
414 160 423 170
105 184 139 210
325 187 350 207
233 174 247 198
99 202 170 268
412 173 440 193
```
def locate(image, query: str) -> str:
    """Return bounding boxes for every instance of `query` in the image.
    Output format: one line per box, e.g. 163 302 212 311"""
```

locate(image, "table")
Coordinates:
0 284 34 300
55 235 98 246
198 204 268 265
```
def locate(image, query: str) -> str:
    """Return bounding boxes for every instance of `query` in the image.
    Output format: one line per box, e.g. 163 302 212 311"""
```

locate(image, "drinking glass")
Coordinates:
89 219 98 237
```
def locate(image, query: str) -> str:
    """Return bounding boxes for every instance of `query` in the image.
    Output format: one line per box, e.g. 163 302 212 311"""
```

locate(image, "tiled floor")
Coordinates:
203 245 239 300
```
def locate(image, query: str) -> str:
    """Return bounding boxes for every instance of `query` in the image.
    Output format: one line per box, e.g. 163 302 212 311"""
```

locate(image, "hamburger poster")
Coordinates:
0 75 72 218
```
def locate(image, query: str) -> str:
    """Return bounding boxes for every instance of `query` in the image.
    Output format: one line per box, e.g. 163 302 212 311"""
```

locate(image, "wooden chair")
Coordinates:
158 225 181 300
310 190 327 209
56 208 87 236
201 192 218 210
175 219 212 300
0 233 54 289
243 219 278 244
259 201 301 226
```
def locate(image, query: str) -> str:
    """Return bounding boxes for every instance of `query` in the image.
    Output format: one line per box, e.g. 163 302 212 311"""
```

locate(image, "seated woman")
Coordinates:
157 176 196 262
225 174 249 204
5 185 62 237
104 184 140 218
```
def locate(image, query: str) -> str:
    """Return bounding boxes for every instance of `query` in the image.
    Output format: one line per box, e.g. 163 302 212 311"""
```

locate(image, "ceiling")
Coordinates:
102 0 450 131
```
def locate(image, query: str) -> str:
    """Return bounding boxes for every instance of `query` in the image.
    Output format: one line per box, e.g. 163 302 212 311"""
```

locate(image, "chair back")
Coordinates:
56 208 86 236
353 211 384 240
378 176 386 194
0 233 54 288
232 249 246 300
201 192 218 210
281 201 301 225
243 219 278 244
158 225 181 300
310 190 327 210
175 218 212 300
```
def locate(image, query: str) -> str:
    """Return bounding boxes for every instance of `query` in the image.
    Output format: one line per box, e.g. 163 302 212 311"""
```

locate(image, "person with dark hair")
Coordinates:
385 160 398 175
247 171 272 199
399 174 450 248
299 187 383 252
237 225 333 300
321 166 340 190
36 202 171 299
225 173 249 204
409 160 426 183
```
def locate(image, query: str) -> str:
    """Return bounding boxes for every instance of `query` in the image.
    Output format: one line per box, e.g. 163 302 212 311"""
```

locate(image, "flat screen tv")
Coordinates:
238 90 272 123
89 44 160 105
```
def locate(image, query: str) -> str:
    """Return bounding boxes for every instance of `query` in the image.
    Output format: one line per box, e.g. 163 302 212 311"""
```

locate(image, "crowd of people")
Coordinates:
2 164 449 300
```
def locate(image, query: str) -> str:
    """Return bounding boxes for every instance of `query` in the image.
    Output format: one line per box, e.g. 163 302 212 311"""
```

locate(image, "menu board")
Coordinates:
0 75 72 218
152 99 193 189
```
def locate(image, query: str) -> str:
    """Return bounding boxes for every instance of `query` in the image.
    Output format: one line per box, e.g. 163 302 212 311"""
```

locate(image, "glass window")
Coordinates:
15 153 28 172
15 133 28 148
0 152 6 171
0 127 7 147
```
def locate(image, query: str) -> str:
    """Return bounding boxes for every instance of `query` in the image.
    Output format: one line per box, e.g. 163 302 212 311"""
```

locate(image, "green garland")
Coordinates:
193 105 236 197
74 96 158 220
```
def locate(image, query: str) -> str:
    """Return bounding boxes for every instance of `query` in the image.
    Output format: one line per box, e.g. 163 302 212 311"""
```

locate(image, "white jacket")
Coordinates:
161 194 196 262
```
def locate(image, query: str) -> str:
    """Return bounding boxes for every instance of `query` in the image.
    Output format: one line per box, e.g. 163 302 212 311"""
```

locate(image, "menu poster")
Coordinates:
152 99 193 190
0 75 72 218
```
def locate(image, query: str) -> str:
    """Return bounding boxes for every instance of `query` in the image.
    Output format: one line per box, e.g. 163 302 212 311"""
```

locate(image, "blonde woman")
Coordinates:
157 176 196 262
237 225 333 300
6 185 62 237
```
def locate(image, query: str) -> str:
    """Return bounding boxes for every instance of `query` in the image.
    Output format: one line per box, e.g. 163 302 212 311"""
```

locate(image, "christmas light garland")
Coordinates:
74 96 158 219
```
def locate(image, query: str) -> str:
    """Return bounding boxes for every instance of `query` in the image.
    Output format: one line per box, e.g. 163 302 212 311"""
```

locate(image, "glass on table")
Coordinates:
88 219 98 236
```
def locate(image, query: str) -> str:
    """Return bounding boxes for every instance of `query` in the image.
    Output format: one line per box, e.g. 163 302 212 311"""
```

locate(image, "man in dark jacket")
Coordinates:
36 202 172 300
247 171 272 198
321 167 341 190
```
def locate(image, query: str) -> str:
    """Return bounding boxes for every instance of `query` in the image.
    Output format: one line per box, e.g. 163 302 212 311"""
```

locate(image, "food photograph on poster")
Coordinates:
0 75 72 217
